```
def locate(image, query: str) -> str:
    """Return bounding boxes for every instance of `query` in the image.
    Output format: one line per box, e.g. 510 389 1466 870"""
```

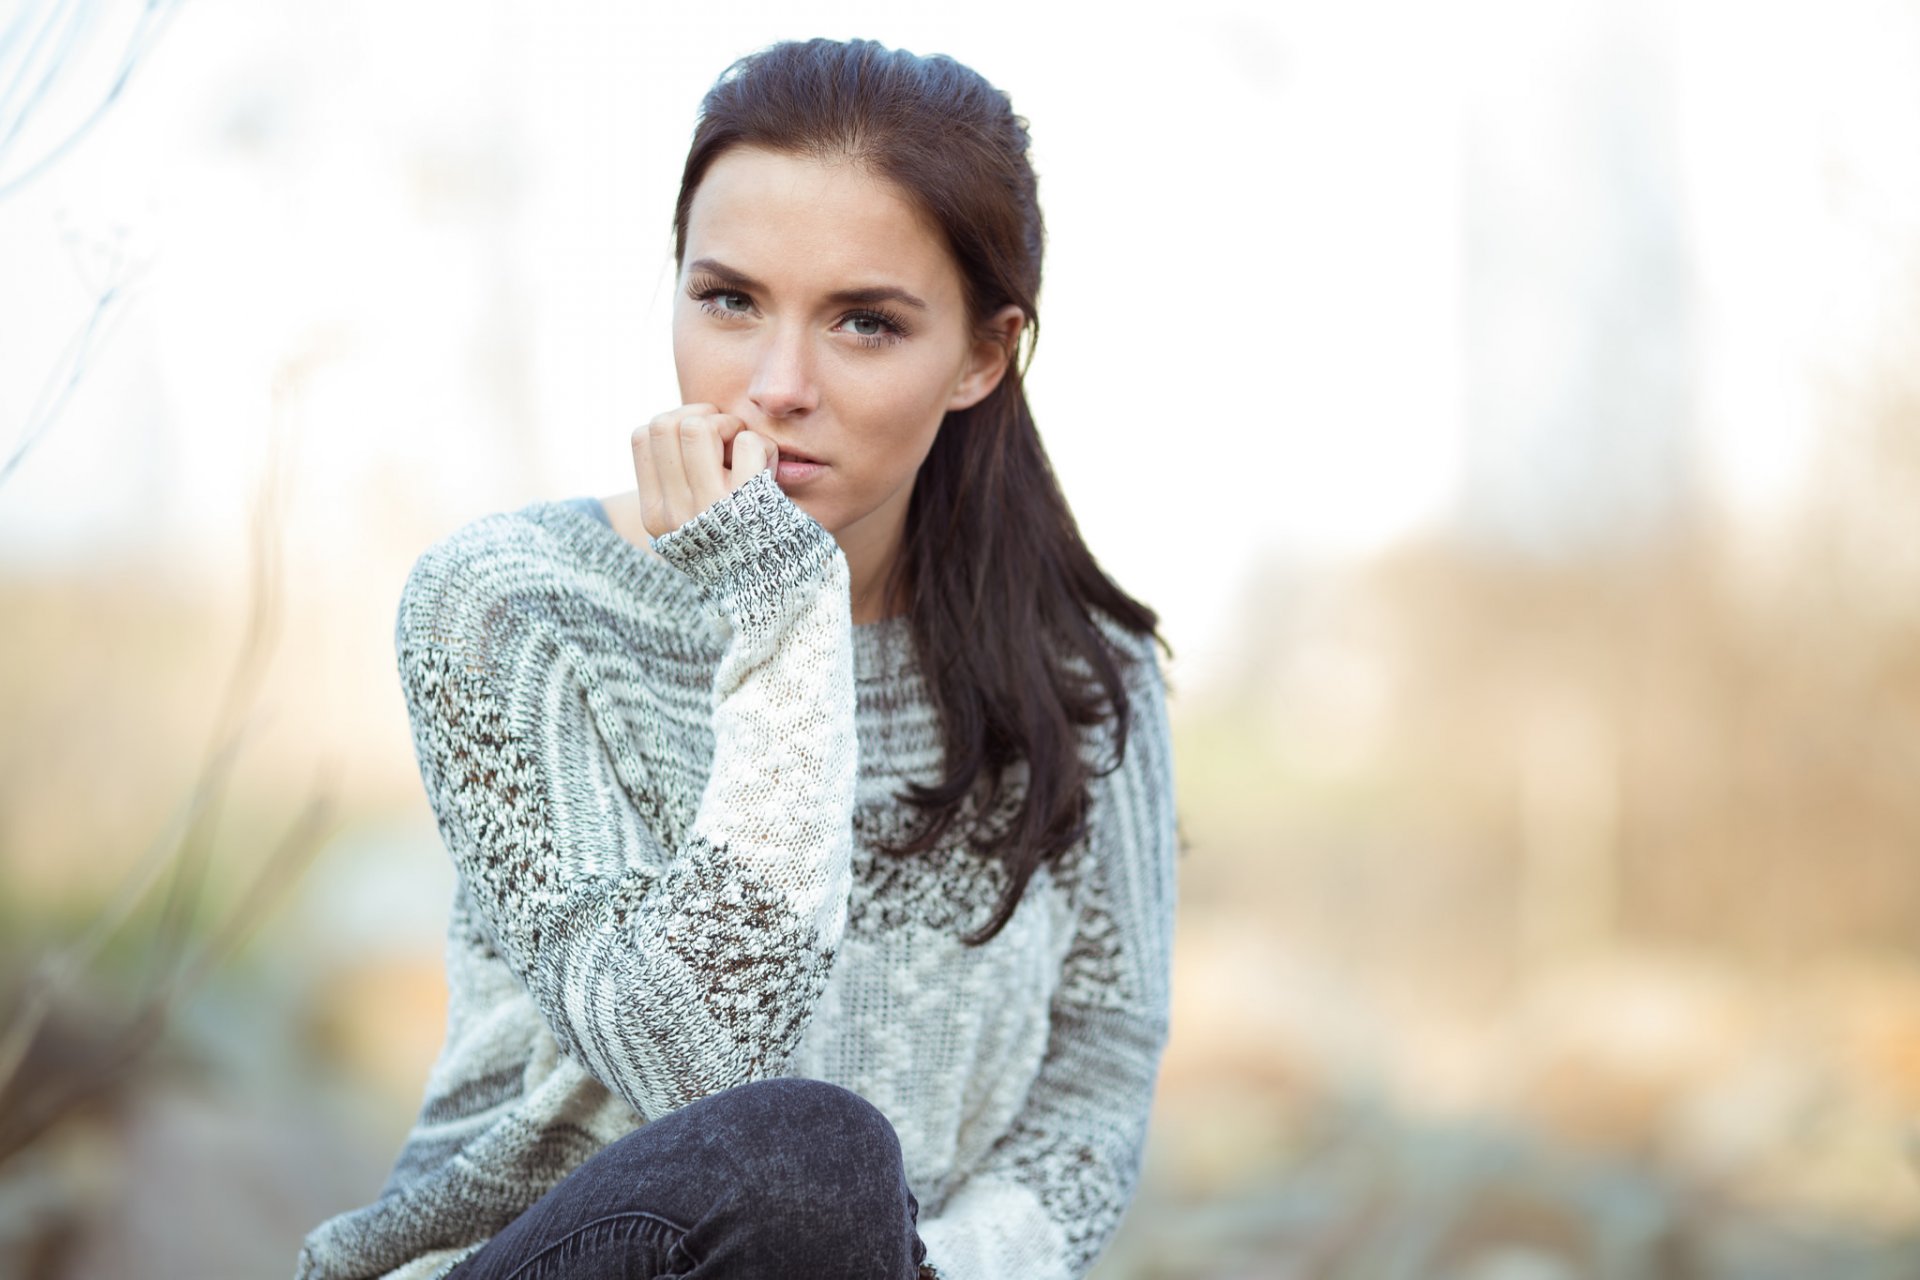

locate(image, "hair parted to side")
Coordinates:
674 37 1169 946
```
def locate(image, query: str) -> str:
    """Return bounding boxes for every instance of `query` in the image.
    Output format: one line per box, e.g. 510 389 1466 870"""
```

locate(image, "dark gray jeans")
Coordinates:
443 1077 929 1280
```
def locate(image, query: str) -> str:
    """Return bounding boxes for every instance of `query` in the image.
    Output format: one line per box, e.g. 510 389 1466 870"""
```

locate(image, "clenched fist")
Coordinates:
631 404 779 540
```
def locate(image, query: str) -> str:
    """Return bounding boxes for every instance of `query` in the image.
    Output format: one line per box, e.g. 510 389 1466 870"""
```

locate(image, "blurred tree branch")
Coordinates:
0 1 352 1178
0 360 341 1172
0 0 178 493
0 0 186 199
0 266 141 492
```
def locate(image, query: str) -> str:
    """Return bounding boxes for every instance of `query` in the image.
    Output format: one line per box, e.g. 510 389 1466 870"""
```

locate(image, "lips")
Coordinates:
724 438 826 469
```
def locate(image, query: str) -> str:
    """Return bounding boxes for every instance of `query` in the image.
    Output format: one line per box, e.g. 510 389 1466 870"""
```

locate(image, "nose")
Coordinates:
747 323 818 420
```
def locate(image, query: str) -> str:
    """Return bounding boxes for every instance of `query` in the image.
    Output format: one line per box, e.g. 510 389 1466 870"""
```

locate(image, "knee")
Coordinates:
729 1078 903 1166
688 1079 921 1275
712 1077 909 1201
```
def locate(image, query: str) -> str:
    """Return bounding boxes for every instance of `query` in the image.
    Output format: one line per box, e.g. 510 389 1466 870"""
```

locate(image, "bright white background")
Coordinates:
10 0 1915 688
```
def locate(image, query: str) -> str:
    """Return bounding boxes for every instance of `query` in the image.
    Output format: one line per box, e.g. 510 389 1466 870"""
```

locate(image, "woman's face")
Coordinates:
672 146 1016 563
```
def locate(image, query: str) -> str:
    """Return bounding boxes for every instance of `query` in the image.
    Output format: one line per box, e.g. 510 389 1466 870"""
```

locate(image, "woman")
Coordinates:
297 36 1177 1280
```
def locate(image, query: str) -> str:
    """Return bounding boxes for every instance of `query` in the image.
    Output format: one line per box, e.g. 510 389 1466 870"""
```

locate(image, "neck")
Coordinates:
836 509 908 627
847 552 904 626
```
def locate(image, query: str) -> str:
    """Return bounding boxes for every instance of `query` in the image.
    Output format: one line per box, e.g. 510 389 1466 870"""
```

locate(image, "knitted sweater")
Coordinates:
294 469 1179 1280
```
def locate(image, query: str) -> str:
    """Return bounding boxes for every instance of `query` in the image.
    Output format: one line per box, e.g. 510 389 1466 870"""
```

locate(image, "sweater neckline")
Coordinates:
529 496 919 684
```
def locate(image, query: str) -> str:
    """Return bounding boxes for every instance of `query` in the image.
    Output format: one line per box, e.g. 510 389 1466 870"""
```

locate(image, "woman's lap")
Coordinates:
443 1077 928 1280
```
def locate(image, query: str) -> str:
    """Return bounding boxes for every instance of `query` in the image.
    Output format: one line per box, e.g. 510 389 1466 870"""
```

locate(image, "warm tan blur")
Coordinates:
1120 378 1920 1274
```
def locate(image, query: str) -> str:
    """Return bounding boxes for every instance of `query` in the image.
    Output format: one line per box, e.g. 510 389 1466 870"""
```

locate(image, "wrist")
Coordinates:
651 468 841 625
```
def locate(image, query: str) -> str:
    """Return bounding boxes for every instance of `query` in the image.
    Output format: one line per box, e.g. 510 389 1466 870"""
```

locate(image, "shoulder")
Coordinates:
595 490 666 562
1049 610 1170 785
1102 613 1165 681
1086 612 1170 724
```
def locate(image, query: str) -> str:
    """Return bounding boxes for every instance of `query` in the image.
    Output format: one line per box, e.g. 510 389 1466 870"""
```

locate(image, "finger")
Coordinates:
632 413 670 537
648 412 696 528
728 429 772 490
682 413 730 513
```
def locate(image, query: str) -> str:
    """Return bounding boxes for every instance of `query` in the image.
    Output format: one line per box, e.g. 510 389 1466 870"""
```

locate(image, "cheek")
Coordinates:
847 353 958 436
669 313 697 396
671 315 740 401
838 388 944 488
861 405 947 494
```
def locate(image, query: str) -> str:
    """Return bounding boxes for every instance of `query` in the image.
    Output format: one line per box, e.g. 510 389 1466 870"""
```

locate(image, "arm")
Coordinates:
916 634 1179 1280
394 468 857 1120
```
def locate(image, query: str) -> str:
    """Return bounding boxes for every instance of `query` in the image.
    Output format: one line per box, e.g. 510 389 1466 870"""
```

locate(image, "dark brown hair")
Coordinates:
673 38 1168 945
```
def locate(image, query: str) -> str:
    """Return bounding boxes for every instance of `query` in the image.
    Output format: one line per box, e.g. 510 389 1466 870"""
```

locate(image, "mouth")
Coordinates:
721 437 821 468
770 447 828 486
724 438 826 469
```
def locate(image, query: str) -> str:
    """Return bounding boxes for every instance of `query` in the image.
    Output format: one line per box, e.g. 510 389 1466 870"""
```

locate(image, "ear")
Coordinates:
947 305 1027 412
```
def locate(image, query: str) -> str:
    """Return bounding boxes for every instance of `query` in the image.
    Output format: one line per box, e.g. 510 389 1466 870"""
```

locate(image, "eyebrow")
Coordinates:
686 257 929 311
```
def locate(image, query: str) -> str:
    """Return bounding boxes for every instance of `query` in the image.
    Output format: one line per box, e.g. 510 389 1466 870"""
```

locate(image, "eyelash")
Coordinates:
685 277 911 349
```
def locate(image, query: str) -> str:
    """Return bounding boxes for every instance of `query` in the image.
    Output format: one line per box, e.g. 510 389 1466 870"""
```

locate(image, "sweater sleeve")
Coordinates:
914 634 1179 1280
392 468 858 1121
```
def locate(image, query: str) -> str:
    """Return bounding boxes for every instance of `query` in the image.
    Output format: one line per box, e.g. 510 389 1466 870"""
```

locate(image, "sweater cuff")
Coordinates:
649 468 841 626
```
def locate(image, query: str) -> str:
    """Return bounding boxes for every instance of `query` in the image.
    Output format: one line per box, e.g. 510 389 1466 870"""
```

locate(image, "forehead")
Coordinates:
683 147 961 300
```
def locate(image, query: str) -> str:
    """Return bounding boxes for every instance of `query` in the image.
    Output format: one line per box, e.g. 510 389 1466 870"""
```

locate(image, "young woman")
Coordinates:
298 37 1178 1280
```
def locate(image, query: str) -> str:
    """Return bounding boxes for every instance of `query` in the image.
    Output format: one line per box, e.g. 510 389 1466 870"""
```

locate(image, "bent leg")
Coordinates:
445 1077 927 1280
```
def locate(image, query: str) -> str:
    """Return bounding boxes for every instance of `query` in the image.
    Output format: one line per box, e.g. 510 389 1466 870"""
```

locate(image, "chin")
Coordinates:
780 488 836 529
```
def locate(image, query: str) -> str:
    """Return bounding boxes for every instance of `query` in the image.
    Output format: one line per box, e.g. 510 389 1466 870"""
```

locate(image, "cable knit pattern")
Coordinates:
294 468 1178 1280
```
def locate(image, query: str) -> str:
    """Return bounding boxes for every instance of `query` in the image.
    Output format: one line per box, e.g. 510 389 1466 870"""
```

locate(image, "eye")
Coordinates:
838 308 910 348
694 289 752 317
686 274 755 320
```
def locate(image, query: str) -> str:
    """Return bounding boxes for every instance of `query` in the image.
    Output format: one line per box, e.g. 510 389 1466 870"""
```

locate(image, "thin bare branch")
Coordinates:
0 0 188 201
0 272 138 492
139 349 294 1004
0 702 275 1105
0 775 338 1168
0 347 319 1150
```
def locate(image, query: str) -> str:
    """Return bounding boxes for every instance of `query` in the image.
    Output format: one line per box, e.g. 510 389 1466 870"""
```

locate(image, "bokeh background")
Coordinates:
5 0 1920 1276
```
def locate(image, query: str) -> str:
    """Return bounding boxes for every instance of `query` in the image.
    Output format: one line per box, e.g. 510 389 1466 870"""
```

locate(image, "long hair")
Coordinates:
673 38 1168 945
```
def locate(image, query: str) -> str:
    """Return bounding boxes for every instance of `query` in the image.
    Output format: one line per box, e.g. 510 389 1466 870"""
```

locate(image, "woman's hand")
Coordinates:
632 403 779 540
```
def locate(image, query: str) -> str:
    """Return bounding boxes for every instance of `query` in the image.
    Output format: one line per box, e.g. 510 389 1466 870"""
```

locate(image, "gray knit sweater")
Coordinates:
295 470 1178 1280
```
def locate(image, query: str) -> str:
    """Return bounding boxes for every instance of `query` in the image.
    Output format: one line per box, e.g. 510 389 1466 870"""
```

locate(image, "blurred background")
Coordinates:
4 0 1920 1275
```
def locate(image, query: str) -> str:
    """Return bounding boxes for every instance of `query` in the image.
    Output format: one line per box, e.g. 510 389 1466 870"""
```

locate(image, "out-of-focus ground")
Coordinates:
5 385 1920 1278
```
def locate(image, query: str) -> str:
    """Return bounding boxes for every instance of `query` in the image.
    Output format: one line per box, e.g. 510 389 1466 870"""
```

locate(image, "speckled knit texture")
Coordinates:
294 468 1179 1280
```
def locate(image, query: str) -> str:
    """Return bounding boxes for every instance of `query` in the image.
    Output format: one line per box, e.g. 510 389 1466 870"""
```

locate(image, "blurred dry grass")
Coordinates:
1098 377 1920 1274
